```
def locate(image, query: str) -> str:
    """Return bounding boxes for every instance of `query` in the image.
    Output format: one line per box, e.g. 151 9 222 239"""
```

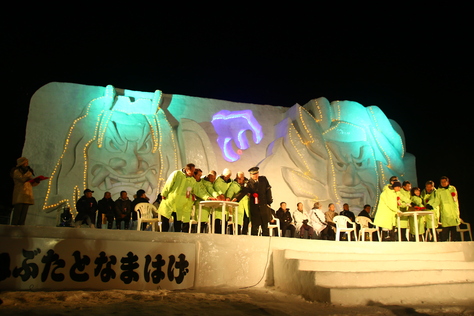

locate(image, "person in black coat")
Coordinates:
246 166 273 236
75 189 98 228
358 204 372 219
276 202 296 237
97 191 115 229
131 189 152 230
115 191 132 230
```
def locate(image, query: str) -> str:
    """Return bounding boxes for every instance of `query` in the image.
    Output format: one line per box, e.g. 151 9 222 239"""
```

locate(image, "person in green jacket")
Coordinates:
373 175 399 221
382 175 399 192
193 169 218 233
212 168 233 233
398 181 413 240
426 176 460 241
227 171 251 234
410 186 426 241
421 180 439 241
159 163 197 232
374 181 402 241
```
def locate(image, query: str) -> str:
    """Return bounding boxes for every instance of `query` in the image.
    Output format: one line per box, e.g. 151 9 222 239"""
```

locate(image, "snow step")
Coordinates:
284 249 465 262
272 245 474 306
296 258 474 272
314 269 474 288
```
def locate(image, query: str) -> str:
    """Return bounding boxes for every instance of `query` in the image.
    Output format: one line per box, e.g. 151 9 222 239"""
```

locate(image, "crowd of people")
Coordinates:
10 157 463 242
373 175 462 242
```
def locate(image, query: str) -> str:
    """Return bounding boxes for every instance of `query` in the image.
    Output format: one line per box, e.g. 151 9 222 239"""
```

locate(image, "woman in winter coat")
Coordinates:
11 157 39 225
374 181 402 240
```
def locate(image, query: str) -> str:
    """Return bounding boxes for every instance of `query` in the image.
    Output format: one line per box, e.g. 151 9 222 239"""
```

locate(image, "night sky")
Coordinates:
2 7 472 222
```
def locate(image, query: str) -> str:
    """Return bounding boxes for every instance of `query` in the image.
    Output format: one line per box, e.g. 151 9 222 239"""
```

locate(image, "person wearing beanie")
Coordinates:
10 157 38 225
374 181 402 240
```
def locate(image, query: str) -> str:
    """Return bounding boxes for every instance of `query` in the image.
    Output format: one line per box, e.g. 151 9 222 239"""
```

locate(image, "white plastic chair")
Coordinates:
188 206 199 233
135 203 161 232
425 222 442 241
226 214 236 235
333 215 357 241
355 216 377 241
268 217 281 237
457 218 472 241
250 219 281 237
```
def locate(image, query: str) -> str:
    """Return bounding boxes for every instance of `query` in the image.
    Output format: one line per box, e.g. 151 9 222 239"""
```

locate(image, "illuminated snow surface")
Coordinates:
1 287 473 315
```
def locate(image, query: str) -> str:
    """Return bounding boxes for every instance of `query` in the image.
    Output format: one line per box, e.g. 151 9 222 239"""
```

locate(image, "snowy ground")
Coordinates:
1 287 474 316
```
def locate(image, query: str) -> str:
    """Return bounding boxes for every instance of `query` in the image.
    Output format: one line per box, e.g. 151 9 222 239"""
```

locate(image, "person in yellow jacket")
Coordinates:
226 171 251 234
192 170 220 233
159 163 197 232
397 181 412 240
374 181 402 241
426 176 460 241
190 168 217 233
421 180 439 241
410 186 426 241
212 168 233 233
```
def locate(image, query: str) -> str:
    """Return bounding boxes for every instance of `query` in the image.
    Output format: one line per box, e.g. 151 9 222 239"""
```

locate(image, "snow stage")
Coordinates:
1 226 474 306
3 82 473 306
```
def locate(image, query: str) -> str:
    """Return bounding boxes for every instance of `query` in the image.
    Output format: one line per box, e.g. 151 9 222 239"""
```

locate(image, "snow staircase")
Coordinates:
272 240 474 306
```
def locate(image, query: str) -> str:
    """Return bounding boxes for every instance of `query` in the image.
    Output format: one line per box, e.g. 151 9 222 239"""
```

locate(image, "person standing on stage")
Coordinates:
374 181 402 240
426 176 461 241
212 168 233 233
247 166 273 236
227 171 250 235
421 180 439 238
159 163 197 232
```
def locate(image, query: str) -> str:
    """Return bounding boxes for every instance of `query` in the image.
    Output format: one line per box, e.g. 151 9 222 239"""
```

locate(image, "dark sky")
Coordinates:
2 7 472 221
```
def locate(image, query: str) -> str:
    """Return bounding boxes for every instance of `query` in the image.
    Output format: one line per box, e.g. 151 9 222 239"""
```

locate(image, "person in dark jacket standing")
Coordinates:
75 189 98 228
247 166 273 236
97 191 115 229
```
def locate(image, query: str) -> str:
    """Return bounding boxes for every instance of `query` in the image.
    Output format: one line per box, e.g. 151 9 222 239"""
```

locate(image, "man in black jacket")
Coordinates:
97 191 115 229
115 191 132 230
247 166 273 236
276 202 296 237
75 189 98 228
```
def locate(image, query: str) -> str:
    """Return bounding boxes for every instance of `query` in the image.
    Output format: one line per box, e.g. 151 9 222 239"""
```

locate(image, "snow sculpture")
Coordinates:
259 98 416 212
22 82 415 225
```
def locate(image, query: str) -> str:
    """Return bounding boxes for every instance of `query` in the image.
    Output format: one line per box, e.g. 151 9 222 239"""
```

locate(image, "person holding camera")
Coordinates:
276 202 296 237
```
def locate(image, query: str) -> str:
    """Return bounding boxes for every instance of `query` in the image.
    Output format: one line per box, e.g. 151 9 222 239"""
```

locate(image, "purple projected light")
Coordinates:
211 110 263 162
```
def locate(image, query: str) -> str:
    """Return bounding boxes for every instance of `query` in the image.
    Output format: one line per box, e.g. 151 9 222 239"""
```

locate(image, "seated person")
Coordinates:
268 207 280 236
358 205 372 219
309 202 327 239
276 202 296 237
324 203 338 240
340 203 356 222
293 202 314 239
115 191 132 230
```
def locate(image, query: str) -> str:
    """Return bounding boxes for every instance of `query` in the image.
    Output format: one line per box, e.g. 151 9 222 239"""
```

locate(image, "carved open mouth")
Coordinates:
90 164 158 196
338 187 373 210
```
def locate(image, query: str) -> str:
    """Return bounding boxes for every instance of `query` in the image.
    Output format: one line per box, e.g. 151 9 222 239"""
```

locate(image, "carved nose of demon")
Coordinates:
89 119 159 197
